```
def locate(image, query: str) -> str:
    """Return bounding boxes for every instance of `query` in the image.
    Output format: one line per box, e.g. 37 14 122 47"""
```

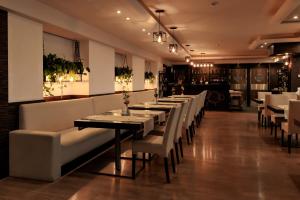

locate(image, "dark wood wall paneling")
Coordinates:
0 9 8 179
291 56 300 92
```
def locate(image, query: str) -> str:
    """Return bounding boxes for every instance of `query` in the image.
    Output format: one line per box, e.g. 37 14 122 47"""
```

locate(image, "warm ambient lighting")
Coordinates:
293 15 299 20
142 28 146 32
117 10 121 14
126 17 130 20
185 56 191 63
168 27 178 54
169 44 178 53
153 10 167 43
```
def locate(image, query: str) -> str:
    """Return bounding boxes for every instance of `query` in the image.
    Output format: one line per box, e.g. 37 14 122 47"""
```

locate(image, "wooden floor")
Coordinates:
1 111 300 200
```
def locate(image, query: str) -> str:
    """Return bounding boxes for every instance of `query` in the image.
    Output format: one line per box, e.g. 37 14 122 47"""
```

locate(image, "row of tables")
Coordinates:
74 95 193 178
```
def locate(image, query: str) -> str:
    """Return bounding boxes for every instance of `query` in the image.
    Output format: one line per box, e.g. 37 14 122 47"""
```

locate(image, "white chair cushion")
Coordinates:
133 135 164 156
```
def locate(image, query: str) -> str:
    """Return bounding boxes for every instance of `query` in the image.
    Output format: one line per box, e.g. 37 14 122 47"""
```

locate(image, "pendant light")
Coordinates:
153 10 167 43
185 56 191 63
169 27 178 53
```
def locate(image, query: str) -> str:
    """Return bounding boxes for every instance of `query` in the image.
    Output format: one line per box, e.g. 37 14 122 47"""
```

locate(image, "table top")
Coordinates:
107 109 165 123
74 114 154 131
158 98 188 103
267 104 285 114
170 95 196 98
129 103 176 112
252 98 264 104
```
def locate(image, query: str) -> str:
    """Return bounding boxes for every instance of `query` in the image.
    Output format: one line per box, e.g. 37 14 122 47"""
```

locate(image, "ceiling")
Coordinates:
38 0 300 62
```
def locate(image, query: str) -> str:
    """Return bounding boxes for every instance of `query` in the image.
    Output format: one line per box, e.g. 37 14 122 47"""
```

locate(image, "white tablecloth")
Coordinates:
109 109 166 123
85 115 154 136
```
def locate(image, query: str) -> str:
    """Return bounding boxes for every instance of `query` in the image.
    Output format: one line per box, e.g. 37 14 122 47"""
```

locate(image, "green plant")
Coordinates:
115 66 133 85
145 71 155 83
43 53 88 82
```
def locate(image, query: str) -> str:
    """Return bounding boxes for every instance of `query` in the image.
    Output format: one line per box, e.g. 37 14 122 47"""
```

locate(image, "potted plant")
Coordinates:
145 71 155 83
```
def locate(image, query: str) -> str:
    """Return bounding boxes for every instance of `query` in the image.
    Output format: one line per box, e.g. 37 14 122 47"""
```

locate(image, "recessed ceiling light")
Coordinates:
260 44 264 48
147 32 151 36
126 17 130 21
185 44 191 47
190 49 195 52
142 28 146 32
211 1 219 6
264 42 268 45
293 15 299 20
117 10 121 14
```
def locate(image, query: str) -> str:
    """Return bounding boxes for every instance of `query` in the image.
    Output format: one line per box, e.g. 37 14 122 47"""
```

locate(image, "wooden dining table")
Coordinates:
74 111 158 178
128 103 176 112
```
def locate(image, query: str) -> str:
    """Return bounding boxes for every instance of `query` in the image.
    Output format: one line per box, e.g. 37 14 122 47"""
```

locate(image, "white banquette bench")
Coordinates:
9 90 155 181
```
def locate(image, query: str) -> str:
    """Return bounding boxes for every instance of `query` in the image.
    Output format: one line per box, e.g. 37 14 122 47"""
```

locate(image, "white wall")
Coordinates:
8 13 43 102
89 41 115 95
43 32 74 61
132 56 145 91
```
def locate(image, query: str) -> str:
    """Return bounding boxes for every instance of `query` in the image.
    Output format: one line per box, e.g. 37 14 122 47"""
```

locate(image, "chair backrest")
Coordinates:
184 97 196 127
258 92 271 100
282 92 298 100
174 101 189 142
264 94 288 116
200 90 207 109
288 100 300 134
195 94 202 115
163 105 181 152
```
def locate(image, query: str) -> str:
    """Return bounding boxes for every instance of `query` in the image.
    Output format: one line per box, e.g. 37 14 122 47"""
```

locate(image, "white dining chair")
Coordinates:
281 100 300 153
183 97 197 144
132 106 181 183
173 101 189 163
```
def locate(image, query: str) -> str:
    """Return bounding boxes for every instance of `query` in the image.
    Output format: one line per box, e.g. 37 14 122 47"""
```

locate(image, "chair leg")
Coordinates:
264 117 267 128
174 142 180 164
274 124 277 139
192 121 196 135
288 134 292 154
296 134 299 146
132 153 137 179
164 157 170 183
179 137 184 158
189 126 193 142
170 149 176 173
281 130 285 146
142 153 146 168
186 129 190 145
270 122 273 135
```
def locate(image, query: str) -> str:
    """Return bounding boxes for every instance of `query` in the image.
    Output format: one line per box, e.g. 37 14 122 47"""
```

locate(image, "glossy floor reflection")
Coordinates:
1 111 300 200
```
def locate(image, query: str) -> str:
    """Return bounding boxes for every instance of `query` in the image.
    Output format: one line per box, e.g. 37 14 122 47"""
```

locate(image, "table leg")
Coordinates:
115 129 121 171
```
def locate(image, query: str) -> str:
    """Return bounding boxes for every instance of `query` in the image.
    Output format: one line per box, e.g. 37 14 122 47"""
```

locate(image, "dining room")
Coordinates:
1 0 300 199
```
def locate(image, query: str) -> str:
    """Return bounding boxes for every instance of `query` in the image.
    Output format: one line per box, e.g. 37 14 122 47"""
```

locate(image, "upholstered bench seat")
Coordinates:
60 128 115 165
9 90 155 181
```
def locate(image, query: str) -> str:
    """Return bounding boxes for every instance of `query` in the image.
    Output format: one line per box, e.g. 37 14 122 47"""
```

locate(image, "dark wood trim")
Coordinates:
0 9 8 179
44 89 156 101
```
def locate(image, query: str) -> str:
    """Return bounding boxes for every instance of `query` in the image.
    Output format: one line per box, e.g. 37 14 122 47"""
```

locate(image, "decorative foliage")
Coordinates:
278 65 289 91
43 53 89 82
43 53 89 97
115 66 133 85
145 71 155 83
